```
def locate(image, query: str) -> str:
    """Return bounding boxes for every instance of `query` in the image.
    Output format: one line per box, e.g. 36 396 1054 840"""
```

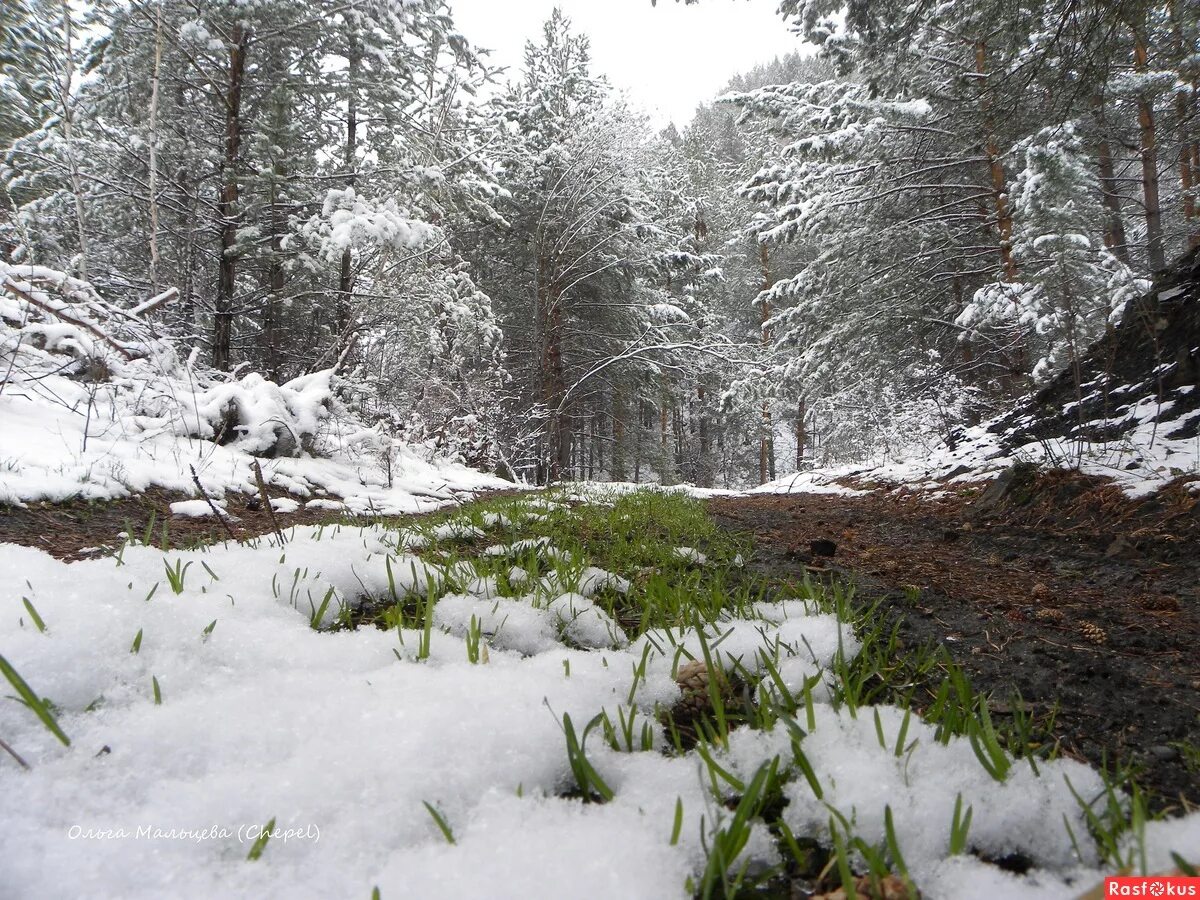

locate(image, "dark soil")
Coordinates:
0 487 501 560
710 469 1200 813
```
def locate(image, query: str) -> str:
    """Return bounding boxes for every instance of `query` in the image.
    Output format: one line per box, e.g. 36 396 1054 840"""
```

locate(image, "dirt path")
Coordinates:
710 471 1200 812
0 487 517 560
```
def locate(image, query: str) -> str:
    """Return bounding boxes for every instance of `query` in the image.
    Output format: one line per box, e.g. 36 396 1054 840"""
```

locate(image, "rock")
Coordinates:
1148 744 1179 762
810 538 838 557
1105 535 1131 558
975 463 1038 510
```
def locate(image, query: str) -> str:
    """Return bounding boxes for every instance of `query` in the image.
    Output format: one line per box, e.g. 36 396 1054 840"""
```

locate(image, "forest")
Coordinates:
4 0 1195 487
1 2 1198 899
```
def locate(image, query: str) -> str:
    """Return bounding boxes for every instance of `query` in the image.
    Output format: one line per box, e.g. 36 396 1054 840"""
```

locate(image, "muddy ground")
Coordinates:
711 468 1200 813
0 488 362 558
0 486 503 560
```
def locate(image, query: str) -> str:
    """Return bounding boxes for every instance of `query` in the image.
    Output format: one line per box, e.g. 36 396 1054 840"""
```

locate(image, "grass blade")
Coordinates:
422 801 456 844
22 598 46 633
0 653 70 746
246 817 275 861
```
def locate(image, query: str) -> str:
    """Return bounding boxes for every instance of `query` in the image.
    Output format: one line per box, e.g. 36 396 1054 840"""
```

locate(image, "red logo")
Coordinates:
1105 877 1200 897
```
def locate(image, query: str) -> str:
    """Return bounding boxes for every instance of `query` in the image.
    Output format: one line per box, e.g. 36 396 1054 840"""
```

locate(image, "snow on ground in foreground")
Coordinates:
2 510 1195 899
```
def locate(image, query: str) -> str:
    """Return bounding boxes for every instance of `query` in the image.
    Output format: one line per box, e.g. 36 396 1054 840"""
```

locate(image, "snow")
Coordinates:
1 519 1196 899
431 521 485 541
169 499 233 519
752 470 870 497
0 264 511 515
672 546 708 565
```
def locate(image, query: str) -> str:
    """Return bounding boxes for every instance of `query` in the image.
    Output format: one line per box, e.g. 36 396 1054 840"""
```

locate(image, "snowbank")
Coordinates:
0 261 508 510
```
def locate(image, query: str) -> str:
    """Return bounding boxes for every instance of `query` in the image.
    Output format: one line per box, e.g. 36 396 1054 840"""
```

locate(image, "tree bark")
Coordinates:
795 399 806 470
336 29 360 337
147 0 163 292
58 1 90 279
1168 0 1200 249
537 252 568 481
213 24 248 371
264 157 286 380
1093 96 1131 264
975 41 1019 283
758 242 774 485
1131 23 1167 271
697 382 711 487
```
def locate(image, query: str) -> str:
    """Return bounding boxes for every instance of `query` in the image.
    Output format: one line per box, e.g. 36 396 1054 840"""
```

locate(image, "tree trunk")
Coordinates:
264 157 287 380
1093 96 1131 265
611 389 624 481
758 242 774 485
672 402 684 477
795 399 806 470
975 41 1019 283
633 399 642 484
58 1 90 279
588 410 596 480
213 24 248 372
697 382 711 487
1176 90 1196 245
1168 0 1200 249
537 252 568 481
147 0 163 292
1131 24 1167 272
336 29 360 337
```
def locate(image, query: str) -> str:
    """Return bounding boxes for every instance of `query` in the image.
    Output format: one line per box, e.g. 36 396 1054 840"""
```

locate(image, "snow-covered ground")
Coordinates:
753 400 1200 500
2 501 1196 899
0 262 507 513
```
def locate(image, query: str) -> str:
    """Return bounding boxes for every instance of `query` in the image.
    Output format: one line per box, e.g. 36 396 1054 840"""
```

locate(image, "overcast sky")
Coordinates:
447 0 807 128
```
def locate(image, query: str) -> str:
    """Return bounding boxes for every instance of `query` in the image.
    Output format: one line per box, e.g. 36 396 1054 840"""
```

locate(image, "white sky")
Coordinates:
447 0 807 128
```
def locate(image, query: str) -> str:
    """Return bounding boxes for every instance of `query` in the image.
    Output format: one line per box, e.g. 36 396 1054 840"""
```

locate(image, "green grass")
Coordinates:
75 485 1176 895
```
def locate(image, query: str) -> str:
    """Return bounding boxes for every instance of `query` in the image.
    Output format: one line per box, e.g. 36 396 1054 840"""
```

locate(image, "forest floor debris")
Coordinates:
711 467 1200 811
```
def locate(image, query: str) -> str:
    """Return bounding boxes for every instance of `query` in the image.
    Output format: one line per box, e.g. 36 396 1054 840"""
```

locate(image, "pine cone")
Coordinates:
674 659 723 717
668 659 747 731
1034 607 1065 622
1079 621 1108 645
811 874 917 900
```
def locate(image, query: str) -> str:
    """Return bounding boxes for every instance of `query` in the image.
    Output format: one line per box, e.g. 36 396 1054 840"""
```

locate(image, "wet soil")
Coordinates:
0 487 500 560
710 470 1200 813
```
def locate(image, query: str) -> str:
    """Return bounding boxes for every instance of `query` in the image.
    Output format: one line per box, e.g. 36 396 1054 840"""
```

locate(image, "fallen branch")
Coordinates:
251 460 287 547
2 277 135 361
129 286 179 318
189 465 239 543
0 735 31 770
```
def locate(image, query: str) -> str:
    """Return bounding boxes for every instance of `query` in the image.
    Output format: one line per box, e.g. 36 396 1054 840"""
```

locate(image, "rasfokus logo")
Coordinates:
1105 877 1200 897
